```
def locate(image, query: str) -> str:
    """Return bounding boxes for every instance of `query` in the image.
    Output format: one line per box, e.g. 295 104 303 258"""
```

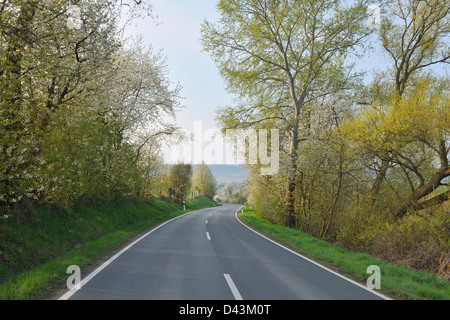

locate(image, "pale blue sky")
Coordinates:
123 0 235 164
124 0 231 133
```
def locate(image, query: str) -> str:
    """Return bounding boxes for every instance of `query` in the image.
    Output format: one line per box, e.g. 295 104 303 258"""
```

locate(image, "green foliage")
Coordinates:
168 163 193 203
192 162 217 198
368 209 450 272
204 0 450 279
185 195 220 210
0 1 178 210
341 76 450 218
335 198 385 251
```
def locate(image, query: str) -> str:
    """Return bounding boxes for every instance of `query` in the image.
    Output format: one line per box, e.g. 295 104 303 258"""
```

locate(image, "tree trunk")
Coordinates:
284 82 306 228
284 176 297 228
369 155 390 199
393 167 450 218
320 146 344 238
393 140 450 218
284 114 301 228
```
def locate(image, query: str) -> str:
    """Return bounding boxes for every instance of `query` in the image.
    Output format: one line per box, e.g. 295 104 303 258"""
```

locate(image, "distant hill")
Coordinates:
206 165 249 185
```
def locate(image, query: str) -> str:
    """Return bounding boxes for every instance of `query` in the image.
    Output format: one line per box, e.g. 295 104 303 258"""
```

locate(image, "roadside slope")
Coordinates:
0 196 219 299
238 207 450 300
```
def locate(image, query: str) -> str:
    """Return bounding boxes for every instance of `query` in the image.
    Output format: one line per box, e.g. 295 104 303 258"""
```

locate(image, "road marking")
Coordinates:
234 206 392 300
206 232 211 240
206 220 208 224
58 210 197 300
224 274 243 300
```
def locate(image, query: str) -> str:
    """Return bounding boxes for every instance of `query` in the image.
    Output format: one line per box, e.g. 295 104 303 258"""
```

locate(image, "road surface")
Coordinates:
58 204 388 300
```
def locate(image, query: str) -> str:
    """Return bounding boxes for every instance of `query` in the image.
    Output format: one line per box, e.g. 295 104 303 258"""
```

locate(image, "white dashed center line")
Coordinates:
224 274 243 300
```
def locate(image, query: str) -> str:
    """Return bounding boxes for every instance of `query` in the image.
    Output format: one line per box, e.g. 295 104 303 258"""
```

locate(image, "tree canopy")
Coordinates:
0 0 180 209
202 0 449 274
202 0 373 226
192 162 217 199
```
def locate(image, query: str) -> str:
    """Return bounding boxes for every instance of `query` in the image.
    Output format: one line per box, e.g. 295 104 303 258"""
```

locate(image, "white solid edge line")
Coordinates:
234 206 392 301
58 210 197 300
224 274 243 300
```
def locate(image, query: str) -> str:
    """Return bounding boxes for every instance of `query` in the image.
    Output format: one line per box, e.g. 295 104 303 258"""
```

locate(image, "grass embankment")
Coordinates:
239 207 450 300
0 196 218 300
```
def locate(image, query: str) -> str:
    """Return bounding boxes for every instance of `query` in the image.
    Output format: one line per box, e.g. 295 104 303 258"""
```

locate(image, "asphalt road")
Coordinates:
58 204 388 300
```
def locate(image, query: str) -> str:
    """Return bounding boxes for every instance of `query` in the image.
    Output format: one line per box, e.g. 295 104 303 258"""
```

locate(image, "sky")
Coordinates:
124 1 230 130
123 0 234 164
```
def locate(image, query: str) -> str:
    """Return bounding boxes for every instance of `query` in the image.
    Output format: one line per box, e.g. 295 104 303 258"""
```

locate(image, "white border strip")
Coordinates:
234 207 392 300
58 211 194 300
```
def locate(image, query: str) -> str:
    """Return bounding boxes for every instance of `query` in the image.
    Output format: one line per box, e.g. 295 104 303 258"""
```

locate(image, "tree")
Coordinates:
220 181 235 203
233 179 250 204
0 0 178 209
133 142 168 199
201 0 372 227
98 37 182 158
367 0 450 199
342 76 450 218
168 163 193 203
0 0 121 207
192 162 217 198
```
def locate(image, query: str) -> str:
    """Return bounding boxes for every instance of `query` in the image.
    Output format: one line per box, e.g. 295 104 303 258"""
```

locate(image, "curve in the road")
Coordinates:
58 204 390 300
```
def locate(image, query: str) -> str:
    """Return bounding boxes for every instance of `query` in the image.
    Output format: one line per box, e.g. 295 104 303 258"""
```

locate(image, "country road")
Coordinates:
58 204 389 300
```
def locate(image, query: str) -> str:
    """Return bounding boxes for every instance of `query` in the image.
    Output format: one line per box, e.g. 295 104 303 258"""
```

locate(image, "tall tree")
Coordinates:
342 76 450 218
169 163 193 204
0 0 119 207
192 162 217 198
0 0 160 208
221 181 235 203
201 0 372 227
368 0 450 199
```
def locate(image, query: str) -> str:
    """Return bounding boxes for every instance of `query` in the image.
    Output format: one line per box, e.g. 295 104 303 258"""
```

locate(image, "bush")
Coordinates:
368 209 450 275
335 201 384 251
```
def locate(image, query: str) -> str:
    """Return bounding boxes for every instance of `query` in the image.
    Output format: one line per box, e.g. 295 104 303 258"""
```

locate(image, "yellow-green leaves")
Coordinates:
192 162 217 199
342 77 449 156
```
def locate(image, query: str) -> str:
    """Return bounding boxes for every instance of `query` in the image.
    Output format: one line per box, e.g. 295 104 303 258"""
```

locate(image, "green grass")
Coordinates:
185 196 220 210
239 207 450 300
0 196 218 300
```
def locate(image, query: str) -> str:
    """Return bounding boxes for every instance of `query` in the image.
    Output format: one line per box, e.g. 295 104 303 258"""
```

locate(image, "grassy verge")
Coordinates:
0 196 218 300
238 207 450 300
